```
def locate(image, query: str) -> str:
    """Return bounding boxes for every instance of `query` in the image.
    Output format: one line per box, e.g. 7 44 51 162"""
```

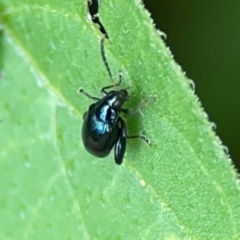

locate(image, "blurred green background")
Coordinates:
145 0 240 171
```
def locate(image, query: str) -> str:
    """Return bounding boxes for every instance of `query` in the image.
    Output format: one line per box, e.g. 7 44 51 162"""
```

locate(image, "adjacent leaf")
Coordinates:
0 1 240 239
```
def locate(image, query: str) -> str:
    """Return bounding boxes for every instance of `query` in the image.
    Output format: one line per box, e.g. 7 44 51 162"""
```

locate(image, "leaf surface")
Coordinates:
0 1 240 239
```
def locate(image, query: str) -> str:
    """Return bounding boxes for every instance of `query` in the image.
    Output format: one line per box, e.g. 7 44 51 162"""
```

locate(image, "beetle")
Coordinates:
87 0 109 39
79 39 154 165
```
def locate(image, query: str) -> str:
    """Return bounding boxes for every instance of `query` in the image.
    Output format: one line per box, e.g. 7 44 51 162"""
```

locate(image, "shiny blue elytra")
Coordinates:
79 39 153 165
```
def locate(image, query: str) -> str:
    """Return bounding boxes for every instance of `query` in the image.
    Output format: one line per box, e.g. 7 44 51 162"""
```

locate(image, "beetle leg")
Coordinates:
114 117 151 164
127 134 151 145
114 117 127 165
101 71 123 96
79 88 99 102
121 95 156 115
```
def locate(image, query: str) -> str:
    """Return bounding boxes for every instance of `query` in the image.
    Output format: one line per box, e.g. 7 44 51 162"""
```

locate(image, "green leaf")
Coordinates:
1 1 240 239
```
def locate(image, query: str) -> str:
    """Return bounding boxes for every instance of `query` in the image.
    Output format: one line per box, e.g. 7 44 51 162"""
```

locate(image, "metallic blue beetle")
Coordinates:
79 39 153 165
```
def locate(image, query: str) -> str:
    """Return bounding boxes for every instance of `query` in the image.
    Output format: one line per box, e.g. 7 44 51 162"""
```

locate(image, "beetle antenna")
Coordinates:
100 38 113 80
